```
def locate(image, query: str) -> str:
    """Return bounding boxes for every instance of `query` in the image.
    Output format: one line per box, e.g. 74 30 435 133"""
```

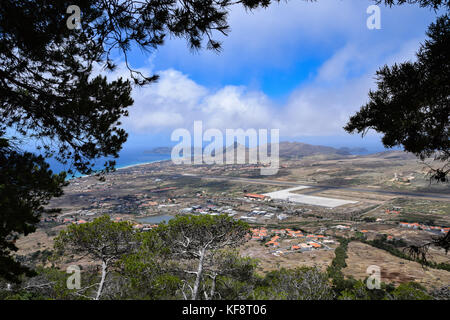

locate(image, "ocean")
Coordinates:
46 149 171 179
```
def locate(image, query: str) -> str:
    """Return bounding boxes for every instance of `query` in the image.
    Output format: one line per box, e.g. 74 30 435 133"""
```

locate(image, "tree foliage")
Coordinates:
53 215 137 299
377 0 450 10
1 214 445 300
258 267 335 300
0 0 297 174
156 214 250 299
338 278 395 300
0 138 66 282
119 216 256 300
119 229 182 299
1 0 449 291
0 0 288 282
345 14 449 182
390 282 433 300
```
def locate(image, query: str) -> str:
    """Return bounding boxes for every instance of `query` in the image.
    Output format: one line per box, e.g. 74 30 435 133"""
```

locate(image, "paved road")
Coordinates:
179 173 450 201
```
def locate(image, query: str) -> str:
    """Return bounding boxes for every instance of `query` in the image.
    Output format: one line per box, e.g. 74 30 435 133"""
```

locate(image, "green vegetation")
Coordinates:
1 215 447 300
327 237 353 294
53 215 136 300
389 282 433 300
0 0 288 282
336 278 433 300
337 279 396 300
325 236 437 300
1 0 448 291
362 235 450 272
253 267 335 300
392 198 450 216
345 13 449 183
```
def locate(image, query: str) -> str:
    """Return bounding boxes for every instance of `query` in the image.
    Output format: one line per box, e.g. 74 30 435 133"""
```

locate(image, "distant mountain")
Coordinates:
146 142 371 160
369 150 417 160
145 147 172 154
337 147 369 155
276 142 350 159
220 141 355 161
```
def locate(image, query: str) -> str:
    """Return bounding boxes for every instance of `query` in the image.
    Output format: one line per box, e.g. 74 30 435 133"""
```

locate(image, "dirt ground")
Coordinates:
14 226 63 256
240 241 337 274
342 241 450 290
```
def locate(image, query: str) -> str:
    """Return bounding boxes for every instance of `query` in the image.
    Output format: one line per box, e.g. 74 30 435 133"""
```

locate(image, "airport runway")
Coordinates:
262 186 358 208
179 173 450 201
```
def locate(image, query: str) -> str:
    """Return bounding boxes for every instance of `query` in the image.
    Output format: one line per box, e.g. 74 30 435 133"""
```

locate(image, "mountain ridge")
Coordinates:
145 141 371 159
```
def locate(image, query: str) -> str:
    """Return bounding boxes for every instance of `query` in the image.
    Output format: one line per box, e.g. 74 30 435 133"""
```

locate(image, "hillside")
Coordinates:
147 141 361 160
277 141 350 159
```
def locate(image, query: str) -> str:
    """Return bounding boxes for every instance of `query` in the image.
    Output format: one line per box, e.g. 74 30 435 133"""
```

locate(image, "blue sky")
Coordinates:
102 0 441 152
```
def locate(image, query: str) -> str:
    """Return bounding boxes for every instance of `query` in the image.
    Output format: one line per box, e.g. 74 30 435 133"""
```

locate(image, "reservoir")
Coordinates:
137 214 174 224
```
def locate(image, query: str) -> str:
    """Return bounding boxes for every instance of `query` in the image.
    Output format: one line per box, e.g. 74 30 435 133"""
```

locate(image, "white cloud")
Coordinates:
91 0 435 139
114 35 422 138
199 86 274 129
151 0 436 77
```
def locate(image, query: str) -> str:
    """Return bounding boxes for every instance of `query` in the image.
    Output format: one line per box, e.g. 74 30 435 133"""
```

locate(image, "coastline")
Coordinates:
67 156 172 181
115 158 171 171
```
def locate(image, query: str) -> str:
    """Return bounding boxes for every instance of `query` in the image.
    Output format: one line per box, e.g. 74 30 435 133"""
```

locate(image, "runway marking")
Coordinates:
263 186 358 208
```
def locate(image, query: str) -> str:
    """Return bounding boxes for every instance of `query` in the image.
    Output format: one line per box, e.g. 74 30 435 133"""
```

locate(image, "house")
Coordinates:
308 242 321 249
262 213 274 219
334 225 350 230
399 222 419 229
142 224 158 231
244 193 267 200
385 209 400 214
251 227 268 240
299 243 312 251
140 201 158 208
287 230 304 238
239 216 256 222
272 250 284 256
265 235 281 247
265 241 279 247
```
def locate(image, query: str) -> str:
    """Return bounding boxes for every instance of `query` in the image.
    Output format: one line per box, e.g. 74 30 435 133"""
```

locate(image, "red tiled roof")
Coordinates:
244 193 266 199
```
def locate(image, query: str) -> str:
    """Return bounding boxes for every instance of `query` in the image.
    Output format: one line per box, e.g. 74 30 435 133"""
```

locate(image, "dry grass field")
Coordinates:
240 241 337 274
342 241 450 290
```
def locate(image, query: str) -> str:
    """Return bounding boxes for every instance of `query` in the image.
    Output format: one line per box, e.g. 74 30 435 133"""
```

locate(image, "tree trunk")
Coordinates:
209 274 217 300
95 260 108 300
192 247 206 300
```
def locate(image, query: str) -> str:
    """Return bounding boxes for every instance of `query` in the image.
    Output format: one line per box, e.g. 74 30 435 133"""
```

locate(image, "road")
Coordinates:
180 173 450 201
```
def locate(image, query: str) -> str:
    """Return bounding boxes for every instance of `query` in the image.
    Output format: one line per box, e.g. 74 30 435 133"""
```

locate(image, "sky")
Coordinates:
101 0 441 153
